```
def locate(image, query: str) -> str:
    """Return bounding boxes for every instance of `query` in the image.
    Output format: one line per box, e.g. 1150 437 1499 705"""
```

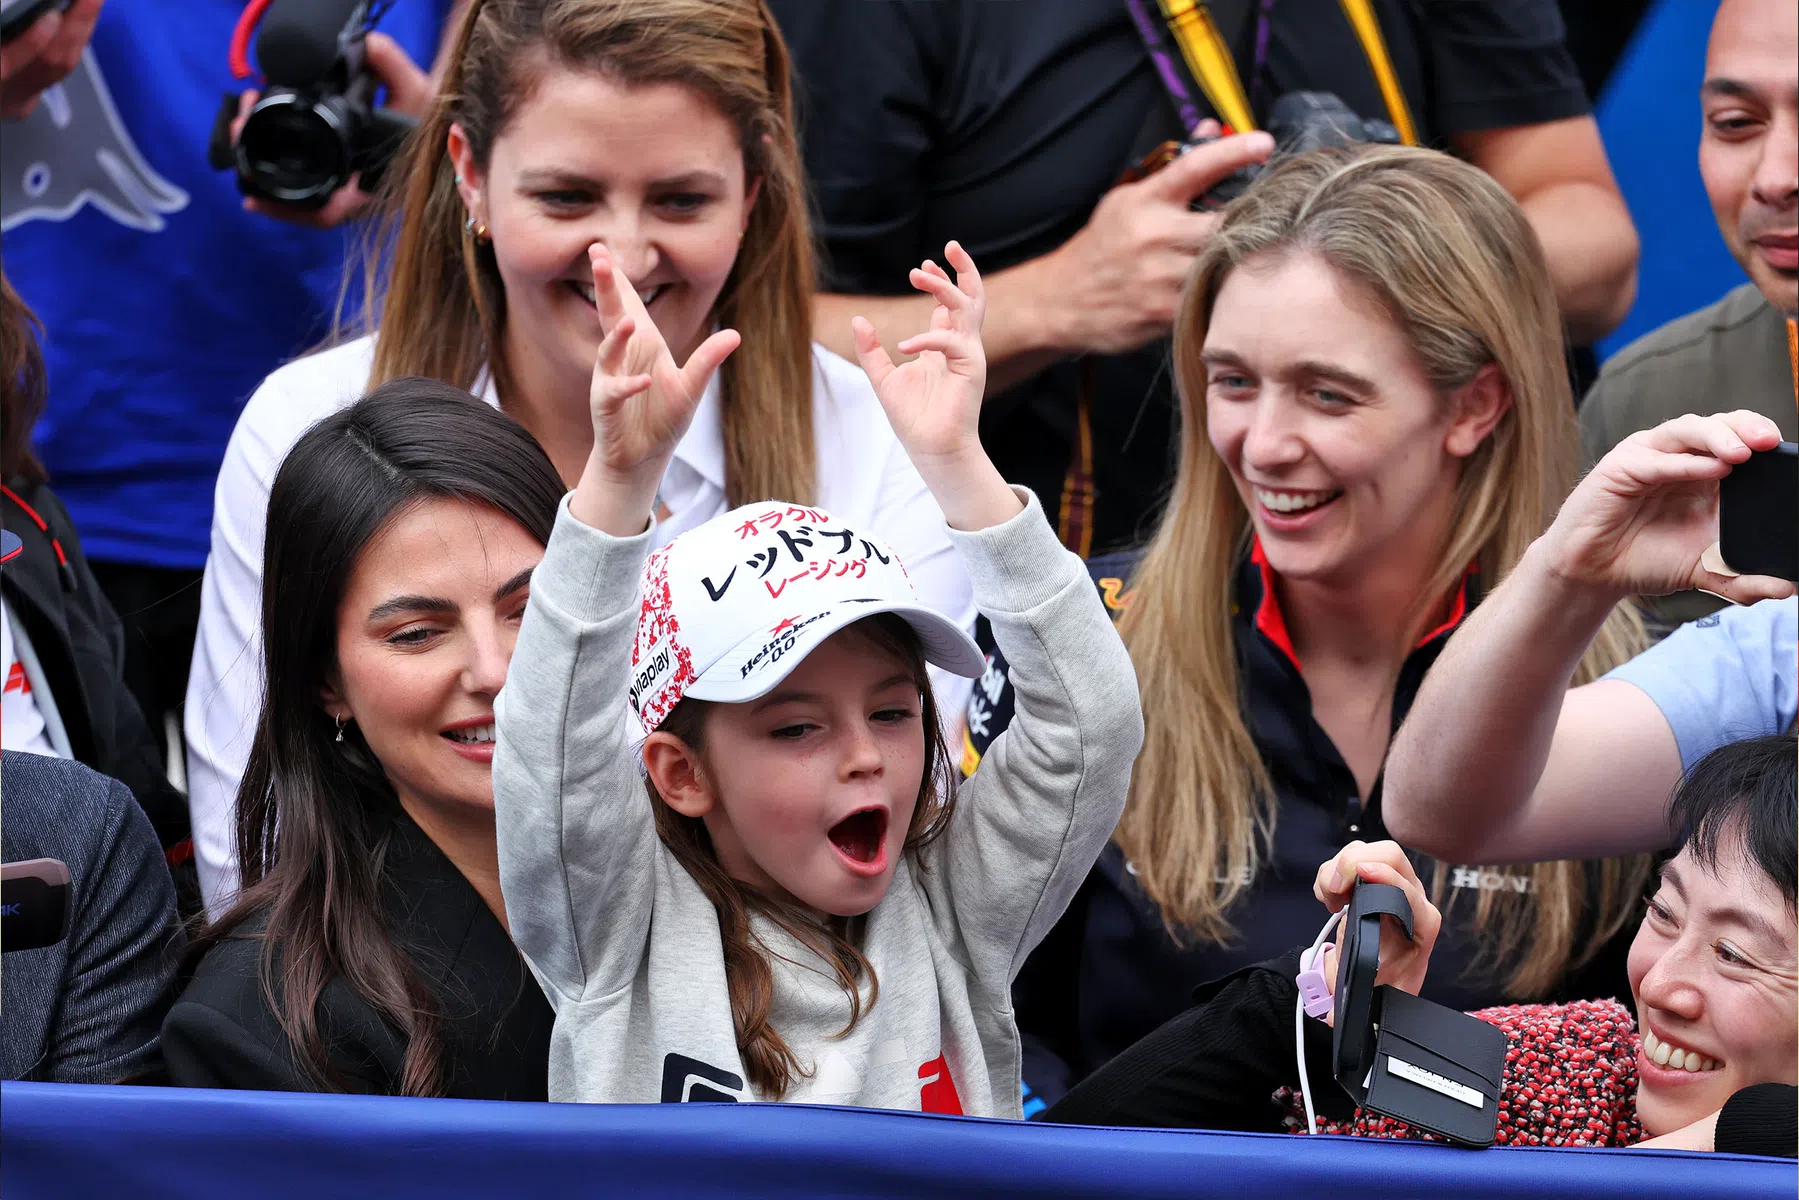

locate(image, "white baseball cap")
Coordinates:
630 501 983 730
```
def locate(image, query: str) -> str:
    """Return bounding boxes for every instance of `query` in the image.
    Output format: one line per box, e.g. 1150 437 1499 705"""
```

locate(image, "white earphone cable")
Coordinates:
1296 909 1344 1136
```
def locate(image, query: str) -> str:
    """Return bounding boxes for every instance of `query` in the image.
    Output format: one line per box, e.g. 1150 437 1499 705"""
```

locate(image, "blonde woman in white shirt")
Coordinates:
185 0 976 913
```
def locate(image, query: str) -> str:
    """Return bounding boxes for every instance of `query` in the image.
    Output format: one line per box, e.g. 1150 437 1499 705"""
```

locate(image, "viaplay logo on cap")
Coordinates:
627 501 983 731
631 542 699 731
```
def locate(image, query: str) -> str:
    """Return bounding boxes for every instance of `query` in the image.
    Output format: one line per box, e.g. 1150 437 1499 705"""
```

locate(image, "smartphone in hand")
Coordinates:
1719 441 1798 582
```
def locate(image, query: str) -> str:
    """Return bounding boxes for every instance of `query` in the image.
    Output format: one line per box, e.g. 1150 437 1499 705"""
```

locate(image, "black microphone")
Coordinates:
2 859 72 953
255 0 369 88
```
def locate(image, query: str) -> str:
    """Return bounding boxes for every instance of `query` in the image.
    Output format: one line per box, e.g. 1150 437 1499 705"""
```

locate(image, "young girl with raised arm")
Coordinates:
492 242 1143 1111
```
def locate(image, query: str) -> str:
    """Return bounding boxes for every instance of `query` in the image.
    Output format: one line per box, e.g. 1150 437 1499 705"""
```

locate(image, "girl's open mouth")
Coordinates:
828 807 890 873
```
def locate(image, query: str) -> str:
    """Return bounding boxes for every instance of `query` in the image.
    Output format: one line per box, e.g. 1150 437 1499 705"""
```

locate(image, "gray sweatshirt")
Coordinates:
493 490 1143 1112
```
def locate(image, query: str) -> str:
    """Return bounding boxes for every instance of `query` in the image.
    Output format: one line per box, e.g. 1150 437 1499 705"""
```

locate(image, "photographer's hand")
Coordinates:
1313 840 1442 1012
1030 128 1274 356
233 33 431 229
812 125 1272 396
1 0 103 122
570 243 740 538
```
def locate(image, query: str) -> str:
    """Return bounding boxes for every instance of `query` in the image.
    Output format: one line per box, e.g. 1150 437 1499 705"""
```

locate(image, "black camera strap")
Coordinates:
1124 0 1418 145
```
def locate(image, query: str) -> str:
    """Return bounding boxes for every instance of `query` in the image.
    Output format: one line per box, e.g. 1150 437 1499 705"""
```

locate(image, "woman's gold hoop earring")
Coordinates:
464 214 490 243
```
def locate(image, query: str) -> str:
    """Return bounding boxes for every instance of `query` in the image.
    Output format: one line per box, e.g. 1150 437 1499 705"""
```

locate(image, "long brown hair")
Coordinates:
188 379 566 1095
651 615 956 1098
0 271 48 485
1119 145 1649 996
360 0 816 505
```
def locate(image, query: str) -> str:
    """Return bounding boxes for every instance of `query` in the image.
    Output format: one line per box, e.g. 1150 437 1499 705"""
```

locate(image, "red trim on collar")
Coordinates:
1248 537 1302 672
1248 537 1477 669
1415 567 1477 649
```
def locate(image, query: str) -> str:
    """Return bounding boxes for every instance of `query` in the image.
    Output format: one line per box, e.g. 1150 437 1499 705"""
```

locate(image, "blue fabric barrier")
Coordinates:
3 1082 1793 1200
1595 0 1748 360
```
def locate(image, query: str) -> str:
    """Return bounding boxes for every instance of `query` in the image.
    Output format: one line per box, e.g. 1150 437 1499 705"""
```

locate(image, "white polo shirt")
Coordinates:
185 334 978 915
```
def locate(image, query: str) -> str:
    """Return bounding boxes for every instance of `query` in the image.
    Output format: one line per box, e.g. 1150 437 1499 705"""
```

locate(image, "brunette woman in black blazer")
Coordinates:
161 383 559 1098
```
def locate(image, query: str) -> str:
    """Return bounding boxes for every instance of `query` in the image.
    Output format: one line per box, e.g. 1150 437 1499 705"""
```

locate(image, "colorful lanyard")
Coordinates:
1125 0 1418 145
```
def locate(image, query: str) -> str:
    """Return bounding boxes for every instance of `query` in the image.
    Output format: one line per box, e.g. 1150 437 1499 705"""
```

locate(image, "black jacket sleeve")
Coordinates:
46 489 189 849
1715 1083 1797 1158
162 935 398 1095
161 998 317 1092
1044 948 1351 1130
4 482 189 852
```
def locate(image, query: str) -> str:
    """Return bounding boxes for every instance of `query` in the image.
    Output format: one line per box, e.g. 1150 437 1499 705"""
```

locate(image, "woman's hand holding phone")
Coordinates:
1313 840 1443 1009
571 243 740 537
851 241 1022 532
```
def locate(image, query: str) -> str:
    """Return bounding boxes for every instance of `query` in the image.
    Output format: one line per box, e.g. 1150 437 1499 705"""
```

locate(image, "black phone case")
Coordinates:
1719 442 1798 582
1362 988 1507 1148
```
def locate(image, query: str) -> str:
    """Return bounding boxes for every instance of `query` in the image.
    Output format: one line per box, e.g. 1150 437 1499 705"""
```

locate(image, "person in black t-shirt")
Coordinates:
771 0 1638 554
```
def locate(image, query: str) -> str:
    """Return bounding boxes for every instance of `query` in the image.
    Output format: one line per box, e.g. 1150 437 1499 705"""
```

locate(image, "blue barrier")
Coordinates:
3 1082 1792 1200
1596 0 1749 360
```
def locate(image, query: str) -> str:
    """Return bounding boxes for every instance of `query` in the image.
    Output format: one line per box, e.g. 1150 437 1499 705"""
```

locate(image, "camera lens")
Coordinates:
236 93 352 205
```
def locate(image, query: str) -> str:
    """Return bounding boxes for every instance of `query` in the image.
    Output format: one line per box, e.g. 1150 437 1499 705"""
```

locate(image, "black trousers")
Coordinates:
86 561 204 759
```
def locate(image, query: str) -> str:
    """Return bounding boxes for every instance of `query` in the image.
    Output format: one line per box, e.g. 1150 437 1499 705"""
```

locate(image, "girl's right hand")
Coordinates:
1313 840 1442 1003
571 244 741 536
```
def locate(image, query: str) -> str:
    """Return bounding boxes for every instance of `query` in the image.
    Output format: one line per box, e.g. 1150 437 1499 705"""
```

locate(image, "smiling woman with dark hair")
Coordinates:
161 380 561 1098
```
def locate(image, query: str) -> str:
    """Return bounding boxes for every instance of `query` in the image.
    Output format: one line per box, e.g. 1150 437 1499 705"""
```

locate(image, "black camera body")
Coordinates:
1189 91 1401 210
219 0 415 209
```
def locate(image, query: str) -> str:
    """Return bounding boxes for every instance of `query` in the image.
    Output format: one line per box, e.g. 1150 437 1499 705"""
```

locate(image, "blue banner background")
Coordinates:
4 1082 1793 1199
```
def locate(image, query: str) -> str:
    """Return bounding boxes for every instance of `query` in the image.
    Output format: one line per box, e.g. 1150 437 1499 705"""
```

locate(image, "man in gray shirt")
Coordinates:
1577 0 1796 625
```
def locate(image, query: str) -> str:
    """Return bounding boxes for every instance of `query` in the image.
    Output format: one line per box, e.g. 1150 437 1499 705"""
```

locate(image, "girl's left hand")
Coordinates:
852 240 989 464
851 242 1020 530
1313 840 1443 1006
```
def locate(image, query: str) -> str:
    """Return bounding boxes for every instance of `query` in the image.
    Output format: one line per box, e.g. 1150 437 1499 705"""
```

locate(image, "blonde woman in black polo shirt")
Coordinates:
964 145 1650 1113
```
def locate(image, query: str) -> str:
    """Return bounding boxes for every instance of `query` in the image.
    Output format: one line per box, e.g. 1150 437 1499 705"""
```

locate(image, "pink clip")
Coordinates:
1297 943 1335 1020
